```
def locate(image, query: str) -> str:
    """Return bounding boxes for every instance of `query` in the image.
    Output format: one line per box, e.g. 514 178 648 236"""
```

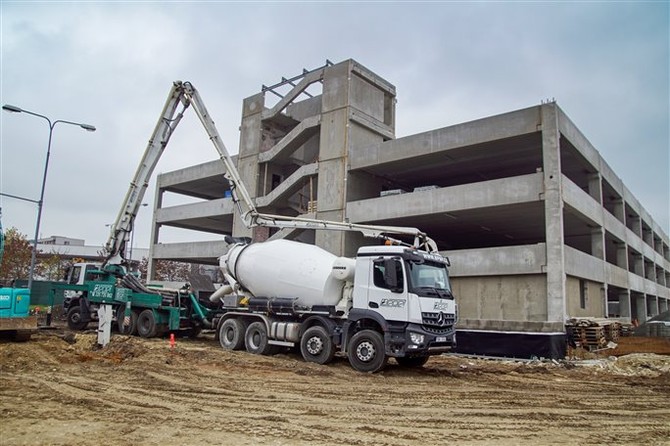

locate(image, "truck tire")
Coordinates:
117 308 138 335
300 326 335 365
245 321 277 356
219 319 246 350
347 329 388 373
396 355 430 368
67 306 88 331
137 309 158 338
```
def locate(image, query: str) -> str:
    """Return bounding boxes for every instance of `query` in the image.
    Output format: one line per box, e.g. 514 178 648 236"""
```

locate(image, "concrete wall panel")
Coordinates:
452 275 547 321
316 159 345 213
350 74 384 121
565 276 604 318
319 108 349 162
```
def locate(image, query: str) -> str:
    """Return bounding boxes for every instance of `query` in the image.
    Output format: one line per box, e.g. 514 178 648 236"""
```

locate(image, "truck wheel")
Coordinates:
396 355 430 368
116 308 138 335
300 326 335 365
347 329 388 373
219 319 246 350
137 309 158 338
67 306 88 331
245 321 277 355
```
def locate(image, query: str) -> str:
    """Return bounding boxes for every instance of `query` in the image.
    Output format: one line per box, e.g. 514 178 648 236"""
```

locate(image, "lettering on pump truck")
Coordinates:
91 284 114 299
380 298 406 308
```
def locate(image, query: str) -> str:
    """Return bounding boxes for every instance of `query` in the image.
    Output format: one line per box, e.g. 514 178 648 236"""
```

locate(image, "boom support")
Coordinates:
104 81 438 269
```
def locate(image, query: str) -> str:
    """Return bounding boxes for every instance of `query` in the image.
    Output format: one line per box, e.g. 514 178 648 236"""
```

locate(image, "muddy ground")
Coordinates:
1 330 669 446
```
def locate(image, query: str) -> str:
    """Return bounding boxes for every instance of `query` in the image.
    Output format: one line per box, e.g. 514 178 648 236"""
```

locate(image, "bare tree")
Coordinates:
153 259 191 282
0 227 32 285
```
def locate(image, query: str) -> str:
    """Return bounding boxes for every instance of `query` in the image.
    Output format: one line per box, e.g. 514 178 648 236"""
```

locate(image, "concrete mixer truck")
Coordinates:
213 236 456 373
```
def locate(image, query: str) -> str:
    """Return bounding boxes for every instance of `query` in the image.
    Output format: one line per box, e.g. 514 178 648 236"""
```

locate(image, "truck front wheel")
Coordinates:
300 326 335 365
219 318 247 350
67 306 88 331
347 329 387 373
245 321 277 356
137 309 158 338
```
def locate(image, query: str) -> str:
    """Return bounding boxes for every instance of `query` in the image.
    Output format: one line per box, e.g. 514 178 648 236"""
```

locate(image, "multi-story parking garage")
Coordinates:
148 59 669 357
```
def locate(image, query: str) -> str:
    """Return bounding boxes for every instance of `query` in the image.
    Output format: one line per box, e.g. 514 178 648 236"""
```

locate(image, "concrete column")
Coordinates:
590 227 605 259
233 93 264 239
645 261 655 281
315 61 352 255
618 289 631 319
587 173 602 203
541 103 566 322
617 243 628 270
613 198 625 224
629 215 642 237
635 294 647 322
147 187 164 281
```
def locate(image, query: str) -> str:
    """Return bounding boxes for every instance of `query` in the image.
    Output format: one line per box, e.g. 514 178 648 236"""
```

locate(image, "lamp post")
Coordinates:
2 104 96 291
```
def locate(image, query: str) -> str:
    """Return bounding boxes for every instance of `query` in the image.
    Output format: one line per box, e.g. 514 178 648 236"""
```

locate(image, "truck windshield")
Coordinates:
406 261 452 299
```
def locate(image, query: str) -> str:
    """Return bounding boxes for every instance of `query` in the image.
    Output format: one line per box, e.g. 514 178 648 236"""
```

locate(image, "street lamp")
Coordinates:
2 104 96 291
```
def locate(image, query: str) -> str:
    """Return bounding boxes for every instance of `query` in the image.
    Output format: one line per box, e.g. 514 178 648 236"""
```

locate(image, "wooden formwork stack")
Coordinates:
565 318 624 351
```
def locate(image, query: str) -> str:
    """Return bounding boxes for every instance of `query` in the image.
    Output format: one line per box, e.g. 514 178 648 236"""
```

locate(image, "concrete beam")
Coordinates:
350 106 541 171
444 244 546 277
347 173 543 223
151 240 229 264
155 199 234 223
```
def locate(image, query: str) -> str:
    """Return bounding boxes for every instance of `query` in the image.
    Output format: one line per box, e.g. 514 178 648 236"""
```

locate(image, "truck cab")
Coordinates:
62 262 101 315
347 246 457 367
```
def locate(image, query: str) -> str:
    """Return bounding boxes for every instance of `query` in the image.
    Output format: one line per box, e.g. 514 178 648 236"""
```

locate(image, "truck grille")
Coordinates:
422 312 455 334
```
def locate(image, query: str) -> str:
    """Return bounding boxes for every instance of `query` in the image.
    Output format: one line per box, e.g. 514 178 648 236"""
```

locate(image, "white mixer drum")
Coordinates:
225 239 345 306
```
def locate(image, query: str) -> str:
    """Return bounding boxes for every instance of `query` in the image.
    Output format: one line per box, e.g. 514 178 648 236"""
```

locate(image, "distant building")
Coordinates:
35 236 148 262
147 59 669 357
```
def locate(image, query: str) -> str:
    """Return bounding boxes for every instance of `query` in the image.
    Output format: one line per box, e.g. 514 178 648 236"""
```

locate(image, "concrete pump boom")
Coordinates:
104 81 437 269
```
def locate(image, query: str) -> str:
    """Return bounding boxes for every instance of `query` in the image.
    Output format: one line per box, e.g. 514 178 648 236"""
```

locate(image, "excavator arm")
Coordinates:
104 81 438 270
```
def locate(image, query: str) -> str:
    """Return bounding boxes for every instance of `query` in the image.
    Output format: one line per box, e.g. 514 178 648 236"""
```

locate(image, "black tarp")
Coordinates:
455 330 566 359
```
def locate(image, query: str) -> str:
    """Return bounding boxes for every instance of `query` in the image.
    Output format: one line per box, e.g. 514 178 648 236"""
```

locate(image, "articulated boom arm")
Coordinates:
104 82 190 268
105 80 438 269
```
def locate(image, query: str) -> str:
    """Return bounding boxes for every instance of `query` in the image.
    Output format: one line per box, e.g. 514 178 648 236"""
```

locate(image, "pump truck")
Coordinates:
63 81 457 372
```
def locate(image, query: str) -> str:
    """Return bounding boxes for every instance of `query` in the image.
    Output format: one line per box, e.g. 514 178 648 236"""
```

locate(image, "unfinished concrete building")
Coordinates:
148 59 670 357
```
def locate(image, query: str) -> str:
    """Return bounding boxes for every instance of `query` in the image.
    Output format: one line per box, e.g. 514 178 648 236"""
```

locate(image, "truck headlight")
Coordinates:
409 332 424 344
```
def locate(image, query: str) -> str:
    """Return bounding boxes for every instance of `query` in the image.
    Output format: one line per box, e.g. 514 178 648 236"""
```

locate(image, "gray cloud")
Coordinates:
1 2 668 250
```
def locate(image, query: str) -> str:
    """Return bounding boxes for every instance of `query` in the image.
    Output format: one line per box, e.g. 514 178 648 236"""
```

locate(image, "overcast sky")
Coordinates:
1 1 668 252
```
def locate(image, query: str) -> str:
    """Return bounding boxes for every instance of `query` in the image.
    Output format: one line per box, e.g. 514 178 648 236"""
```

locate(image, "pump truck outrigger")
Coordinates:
62 81 457 372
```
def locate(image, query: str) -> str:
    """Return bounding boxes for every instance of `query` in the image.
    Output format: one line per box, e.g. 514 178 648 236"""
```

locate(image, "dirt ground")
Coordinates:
1 330 669 446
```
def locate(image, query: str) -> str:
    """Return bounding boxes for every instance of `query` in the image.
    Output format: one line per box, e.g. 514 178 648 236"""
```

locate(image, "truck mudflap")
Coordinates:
384 322 455 357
